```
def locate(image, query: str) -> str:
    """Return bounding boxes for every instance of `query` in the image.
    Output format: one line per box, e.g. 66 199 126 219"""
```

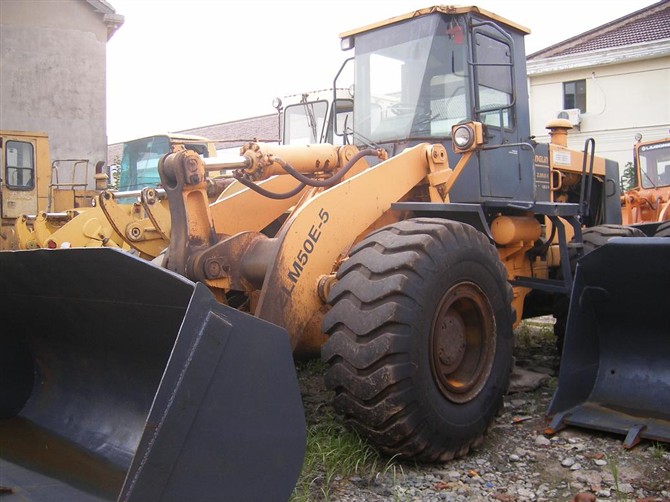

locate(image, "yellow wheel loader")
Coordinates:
6 132 225 255
2 5 669 500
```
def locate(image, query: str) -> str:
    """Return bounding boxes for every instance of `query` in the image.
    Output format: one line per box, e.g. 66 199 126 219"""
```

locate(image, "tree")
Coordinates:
620 161 636 192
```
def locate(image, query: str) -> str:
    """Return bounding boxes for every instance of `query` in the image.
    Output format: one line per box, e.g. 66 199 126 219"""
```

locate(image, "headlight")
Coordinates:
452 125 474 150
341 36 354 51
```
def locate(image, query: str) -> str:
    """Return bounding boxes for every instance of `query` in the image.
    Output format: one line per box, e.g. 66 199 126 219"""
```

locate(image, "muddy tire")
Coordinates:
655 221 670 237
321 218 514 462
582 224 646 252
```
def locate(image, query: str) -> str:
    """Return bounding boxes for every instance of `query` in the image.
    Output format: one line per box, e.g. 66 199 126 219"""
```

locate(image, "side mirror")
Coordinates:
333 98 354 137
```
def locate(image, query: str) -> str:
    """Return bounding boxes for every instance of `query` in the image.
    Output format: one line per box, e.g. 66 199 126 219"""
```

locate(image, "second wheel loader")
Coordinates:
2 5 668 499
621 135 670 230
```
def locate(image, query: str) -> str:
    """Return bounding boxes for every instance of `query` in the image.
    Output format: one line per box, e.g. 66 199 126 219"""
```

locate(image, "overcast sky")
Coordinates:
106 0 659 144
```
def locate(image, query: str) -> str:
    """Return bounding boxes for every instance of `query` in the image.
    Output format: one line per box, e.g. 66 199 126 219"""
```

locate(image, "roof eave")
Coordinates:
85 0 124 40
527 0 669 60
527 39 670 76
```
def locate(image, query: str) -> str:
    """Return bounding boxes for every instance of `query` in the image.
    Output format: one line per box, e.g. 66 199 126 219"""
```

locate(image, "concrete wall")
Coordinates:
528 53 670 169
0 0 111 187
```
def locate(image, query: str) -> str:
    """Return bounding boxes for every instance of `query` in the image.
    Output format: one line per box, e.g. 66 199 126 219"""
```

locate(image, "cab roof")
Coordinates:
339 5 530 39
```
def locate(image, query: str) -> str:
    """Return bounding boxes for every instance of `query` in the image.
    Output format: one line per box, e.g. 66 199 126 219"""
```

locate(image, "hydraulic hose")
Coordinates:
275 148 379 188
232 148 380 198
232 173 306 200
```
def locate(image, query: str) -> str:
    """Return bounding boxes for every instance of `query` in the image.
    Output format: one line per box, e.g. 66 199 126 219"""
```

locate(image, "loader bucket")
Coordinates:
547 237 670 448
0 248 306 501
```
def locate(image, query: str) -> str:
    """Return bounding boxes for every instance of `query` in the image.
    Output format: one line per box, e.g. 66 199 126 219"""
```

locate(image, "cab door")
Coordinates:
1 134 39 218
470 26 526 200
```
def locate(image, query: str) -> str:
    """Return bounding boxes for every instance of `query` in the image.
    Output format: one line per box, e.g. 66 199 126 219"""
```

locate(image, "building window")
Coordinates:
563 79 586 112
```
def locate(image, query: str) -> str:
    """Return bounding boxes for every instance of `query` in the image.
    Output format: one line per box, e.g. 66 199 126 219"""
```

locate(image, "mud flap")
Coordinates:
547 237 670 447
0 248 306 501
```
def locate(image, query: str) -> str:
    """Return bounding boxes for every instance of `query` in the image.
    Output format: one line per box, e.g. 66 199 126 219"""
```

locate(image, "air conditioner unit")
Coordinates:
557 108 581 126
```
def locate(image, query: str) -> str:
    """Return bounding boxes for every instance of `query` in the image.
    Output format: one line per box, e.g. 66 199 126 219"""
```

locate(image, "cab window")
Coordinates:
473 32 514 129
5 141 35 190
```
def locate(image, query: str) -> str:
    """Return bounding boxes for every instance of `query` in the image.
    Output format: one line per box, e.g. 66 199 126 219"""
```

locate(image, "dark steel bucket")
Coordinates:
0 248 305 501
547 237 670 448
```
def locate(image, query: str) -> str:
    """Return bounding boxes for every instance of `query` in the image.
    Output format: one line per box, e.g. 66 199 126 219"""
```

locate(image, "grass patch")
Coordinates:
515 317 555 348
291 423 397 501
649 442 667 460
291 359 402 501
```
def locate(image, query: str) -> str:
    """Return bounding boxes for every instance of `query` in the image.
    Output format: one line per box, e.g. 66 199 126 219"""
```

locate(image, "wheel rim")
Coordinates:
430 282 496 403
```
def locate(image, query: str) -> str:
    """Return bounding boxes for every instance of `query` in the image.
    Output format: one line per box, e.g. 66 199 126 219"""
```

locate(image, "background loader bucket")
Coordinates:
547 237 670 448
0 248 306 501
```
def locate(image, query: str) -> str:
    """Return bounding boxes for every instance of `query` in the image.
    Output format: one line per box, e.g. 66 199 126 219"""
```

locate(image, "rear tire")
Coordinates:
655 221 670 237
581 224 646 252
554 224 646 351
321 218 514 461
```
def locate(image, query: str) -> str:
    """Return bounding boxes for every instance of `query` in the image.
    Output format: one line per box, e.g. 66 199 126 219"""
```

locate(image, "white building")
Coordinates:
526 0 670 168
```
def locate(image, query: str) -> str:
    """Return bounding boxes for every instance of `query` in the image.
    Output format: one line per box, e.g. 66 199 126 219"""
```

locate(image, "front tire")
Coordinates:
321 218 514 461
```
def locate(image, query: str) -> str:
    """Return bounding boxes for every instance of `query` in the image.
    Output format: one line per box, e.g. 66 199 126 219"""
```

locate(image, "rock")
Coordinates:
572 493 596 502
492 494 515 502
574 471 603 490
594 459 607 466
517 486 536 499
446 470 461 480
618 483 634 494
509 367 550 393
570 463 582 471
535 435 551 446
509 454 521 462
562 457 576 468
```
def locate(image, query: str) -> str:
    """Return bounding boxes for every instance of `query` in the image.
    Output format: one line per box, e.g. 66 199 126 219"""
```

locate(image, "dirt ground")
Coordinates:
296 318 670 501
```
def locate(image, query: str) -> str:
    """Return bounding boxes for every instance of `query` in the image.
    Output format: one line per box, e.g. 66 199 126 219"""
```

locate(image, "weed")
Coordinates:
515 317 555 349
290 422 400 501
515 322 534 348
291 359 403 500
609 455 627 502
649 442 667 460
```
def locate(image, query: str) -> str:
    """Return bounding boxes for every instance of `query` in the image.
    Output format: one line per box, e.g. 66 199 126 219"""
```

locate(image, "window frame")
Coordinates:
471 27 516 131
563 79 586 113
5 140 36 191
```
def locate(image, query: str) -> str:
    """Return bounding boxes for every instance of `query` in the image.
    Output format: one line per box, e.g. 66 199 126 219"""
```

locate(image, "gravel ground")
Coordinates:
297 319 670 501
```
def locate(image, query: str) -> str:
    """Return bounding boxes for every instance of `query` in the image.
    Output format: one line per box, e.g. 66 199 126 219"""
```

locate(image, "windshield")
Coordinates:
119 136 170 191
638 140 670 188
284 100 329 144
353 14 470 143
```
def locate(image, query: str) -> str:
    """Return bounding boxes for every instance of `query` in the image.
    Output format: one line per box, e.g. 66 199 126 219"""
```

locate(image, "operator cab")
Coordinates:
636 138 670 188
118 134 214 192
334 6 533 203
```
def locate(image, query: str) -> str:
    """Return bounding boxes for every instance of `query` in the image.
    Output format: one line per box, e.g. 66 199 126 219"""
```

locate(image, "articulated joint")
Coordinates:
159 149 206 189
189 232 277 292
